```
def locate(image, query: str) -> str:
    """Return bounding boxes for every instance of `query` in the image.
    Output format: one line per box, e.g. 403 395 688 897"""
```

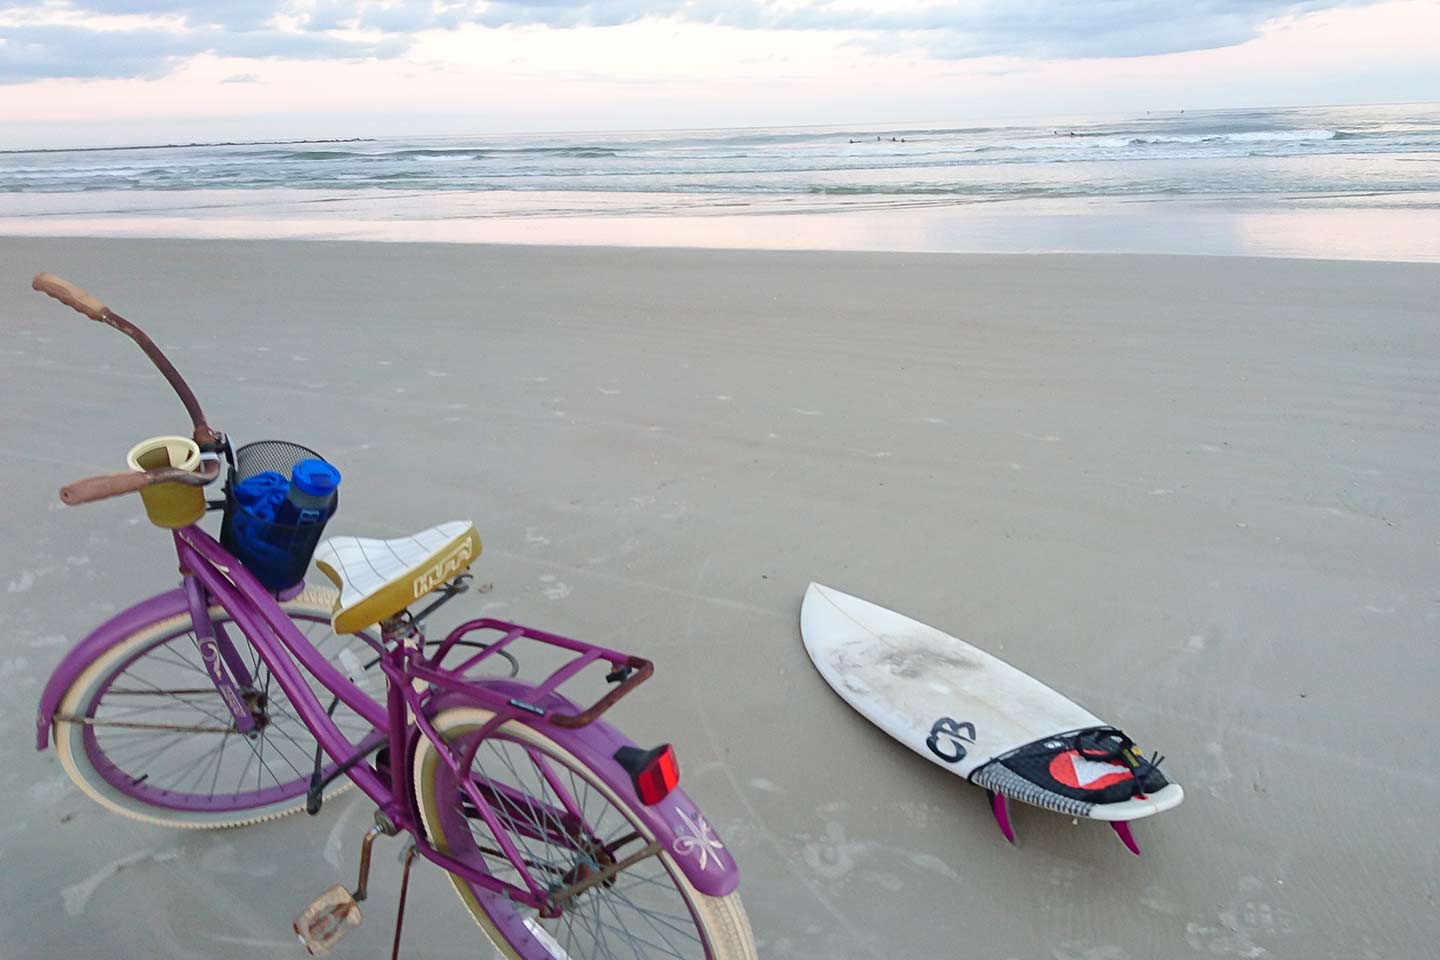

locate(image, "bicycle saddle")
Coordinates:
313 520 481 633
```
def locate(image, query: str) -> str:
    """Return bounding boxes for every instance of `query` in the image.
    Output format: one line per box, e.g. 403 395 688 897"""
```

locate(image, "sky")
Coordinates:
1 0 1438 147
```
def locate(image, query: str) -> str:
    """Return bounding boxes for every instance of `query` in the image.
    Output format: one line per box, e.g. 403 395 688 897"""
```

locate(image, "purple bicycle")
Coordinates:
28 275 756 960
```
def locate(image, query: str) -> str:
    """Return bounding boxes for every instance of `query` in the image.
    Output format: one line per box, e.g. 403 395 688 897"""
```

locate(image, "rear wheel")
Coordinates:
53 585 379 829
413 707 756 960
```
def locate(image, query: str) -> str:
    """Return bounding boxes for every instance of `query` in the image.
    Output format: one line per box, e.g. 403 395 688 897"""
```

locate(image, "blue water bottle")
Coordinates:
279 458 340 526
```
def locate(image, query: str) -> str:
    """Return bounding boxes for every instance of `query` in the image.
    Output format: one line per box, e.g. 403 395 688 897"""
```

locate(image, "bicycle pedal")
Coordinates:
293 883 363 955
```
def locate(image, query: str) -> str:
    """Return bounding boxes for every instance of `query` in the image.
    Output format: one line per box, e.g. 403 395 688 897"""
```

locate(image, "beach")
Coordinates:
1 236 1438 959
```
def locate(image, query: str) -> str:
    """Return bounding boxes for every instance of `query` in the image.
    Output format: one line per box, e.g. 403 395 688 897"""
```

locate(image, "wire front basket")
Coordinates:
219 440 337 591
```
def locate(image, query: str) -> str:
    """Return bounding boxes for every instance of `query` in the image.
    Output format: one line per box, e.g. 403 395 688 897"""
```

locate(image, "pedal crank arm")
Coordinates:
353 825 383 902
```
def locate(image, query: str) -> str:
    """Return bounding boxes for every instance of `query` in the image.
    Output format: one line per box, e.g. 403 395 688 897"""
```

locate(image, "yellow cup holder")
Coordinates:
126 435 206 529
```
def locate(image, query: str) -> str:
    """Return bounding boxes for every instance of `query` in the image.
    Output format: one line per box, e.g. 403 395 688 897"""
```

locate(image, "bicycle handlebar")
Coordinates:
32 272 227 507
60 471 153 505
32 273 107 321
31 272 221 448
59 462 219 505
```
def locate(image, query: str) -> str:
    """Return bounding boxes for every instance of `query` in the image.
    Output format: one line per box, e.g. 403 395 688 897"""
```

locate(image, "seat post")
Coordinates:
379 613 423 654
379 612 427 807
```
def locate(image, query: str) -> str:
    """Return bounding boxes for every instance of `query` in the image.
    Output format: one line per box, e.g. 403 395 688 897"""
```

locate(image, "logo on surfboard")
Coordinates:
926 717 976 763
1048 751 1134 791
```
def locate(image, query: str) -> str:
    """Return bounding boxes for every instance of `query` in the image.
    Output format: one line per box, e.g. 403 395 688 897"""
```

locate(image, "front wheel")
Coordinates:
413 707 756 960
53 585 379 829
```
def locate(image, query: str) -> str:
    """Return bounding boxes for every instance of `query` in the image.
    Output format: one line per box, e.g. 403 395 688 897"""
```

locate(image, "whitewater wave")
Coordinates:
1128 128 1339 145
473 147 620 159
250 145 623 162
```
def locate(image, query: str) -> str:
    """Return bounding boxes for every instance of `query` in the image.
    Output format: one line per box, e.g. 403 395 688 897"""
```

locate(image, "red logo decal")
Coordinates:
1048 750 1133 791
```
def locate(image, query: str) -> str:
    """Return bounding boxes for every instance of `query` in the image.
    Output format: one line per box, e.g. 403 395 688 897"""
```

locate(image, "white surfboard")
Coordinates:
800 583 1183 852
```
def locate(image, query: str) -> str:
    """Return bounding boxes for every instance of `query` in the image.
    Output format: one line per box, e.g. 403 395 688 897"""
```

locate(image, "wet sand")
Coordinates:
4 189 1440 263
1 237 1437 959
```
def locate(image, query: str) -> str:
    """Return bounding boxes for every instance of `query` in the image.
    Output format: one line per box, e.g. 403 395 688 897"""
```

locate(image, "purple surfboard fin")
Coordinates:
988 790 1016 845
1110 820 1141 856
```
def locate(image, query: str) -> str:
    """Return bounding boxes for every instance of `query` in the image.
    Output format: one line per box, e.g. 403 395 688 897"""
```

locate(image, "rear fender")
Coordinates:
423 686 739 897
35 589 189 750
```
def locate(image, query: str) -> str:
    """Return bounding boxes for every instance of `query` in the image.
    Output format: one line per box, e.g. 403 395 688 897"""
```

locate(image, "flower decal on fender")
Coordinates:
672 809 725 872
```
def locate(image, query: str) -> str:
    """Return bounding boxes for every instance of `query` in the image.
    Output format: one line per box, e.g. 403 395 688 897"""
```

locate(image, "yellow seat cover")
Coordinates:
313 521 481 634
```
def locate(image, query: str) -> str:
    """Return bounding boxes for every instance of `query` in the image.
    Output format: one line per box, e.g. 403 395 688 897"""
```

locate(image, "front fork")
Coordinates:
182 573 260 734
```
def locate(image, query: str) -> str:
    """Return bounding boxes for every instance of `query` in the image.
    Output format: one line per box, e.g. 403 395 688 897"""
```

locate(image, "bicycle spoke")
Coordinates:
89 697 229 725
489 741 575 864
473 743 565 879
102 688 221 697
580 886 643 960
581 891 629 960
184 734 229 795
598 889 676 960
591 904 685 959
102 670 233 727
161 633 209 673
141 648 205 675
610 885 705 943
255 724 309 781
259 708 315 757
110 730 194 777
562 914 580 960
607 869 694 899
174 736 230 794
255 715 269 792
208 729 229 797
234 732 257 792
562 892 614 960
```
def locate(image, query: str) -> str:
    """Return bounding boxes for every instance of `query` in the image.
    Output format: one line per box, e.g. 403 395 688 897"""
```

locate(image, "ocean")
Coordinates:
2 103 1438 260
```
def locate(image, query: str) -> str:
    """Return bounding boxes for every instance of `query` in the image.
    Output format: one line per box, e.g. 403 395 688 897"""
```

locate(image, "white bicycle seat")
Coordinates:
313 520 480 633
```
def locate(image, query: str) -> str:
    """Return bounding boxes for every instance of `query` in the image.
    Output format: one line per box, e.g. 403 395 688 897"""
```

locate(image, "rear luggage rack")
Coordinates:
414 619 652 729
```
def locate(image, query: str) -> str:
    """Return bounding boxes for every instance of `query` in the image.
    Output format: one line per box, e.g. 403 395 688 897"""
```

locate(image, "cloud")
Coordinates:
0 20 405 82
0 0 1385 84
475 0 1377 58
82 0 281 31
220 71 261 81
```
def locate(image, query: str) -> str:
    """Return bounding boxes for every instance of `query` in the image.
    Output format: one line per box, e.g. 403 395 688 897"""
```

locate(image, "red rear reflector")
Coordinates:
614 743 679 805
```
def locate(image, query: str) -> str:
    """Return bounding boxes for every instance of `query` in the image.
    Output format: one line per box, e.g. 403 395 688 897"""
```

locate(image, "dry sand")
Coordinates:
1 237 1437 959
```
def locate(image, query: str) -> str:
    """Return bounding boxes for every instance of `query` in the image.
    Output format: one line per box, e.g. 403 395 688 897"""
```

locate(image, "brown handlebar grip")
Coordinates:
60 471 150 505
33 273 107 321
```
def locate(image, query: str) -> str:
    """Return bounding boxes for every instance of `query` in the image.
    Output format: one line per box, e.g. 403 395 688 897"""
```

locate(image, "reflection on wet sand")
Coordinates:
1 188 1437 262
